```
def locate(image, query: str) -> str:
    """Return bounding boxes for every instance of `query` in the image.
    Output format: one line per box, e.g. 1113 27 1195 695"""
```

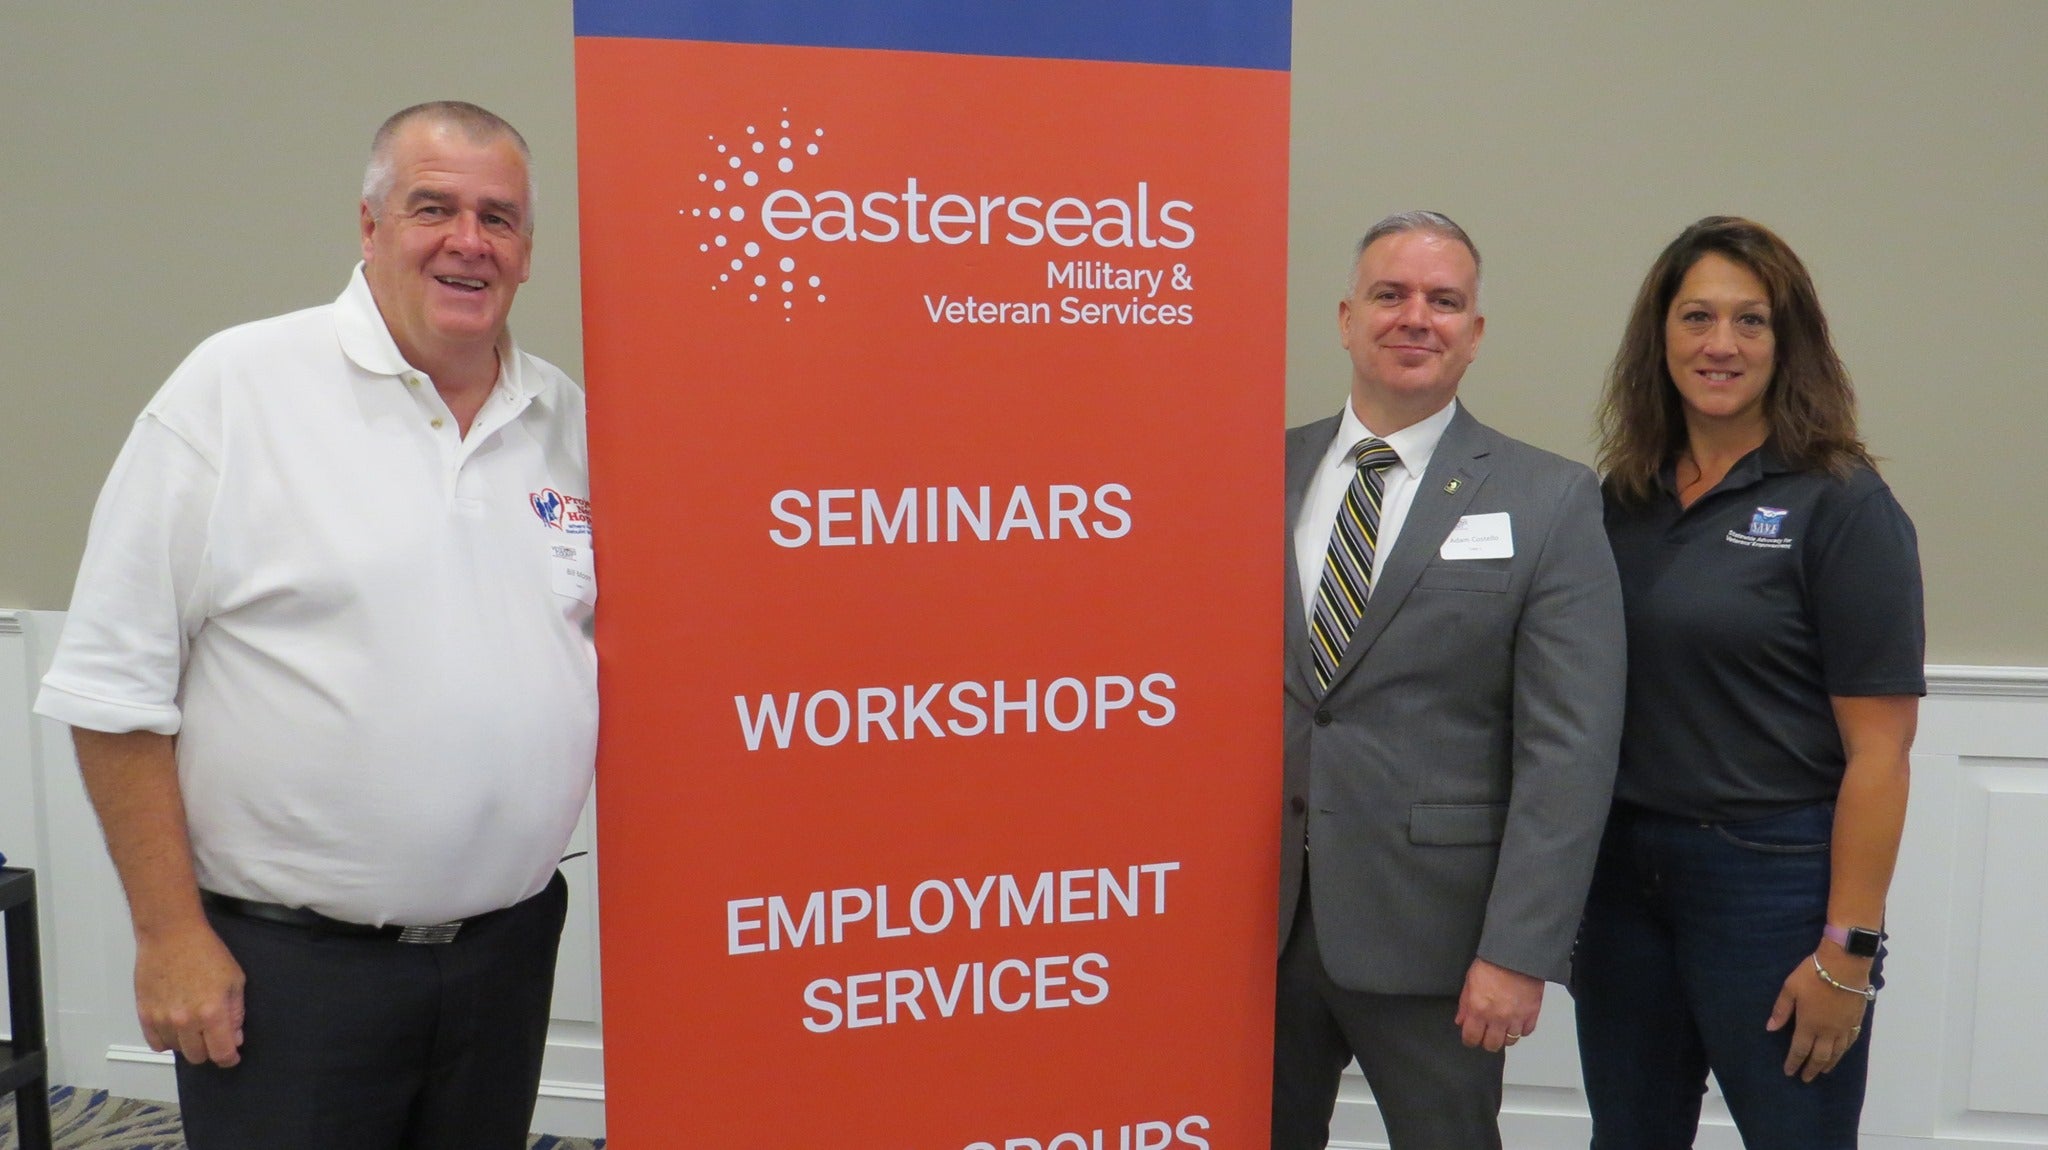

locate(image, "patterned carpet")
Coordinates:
0 1086 603 1149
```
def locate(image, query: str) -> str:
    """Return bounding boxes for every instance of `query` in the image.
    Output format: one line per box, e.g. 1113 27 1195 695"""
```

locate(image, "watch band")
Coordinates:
1823 923 1883 958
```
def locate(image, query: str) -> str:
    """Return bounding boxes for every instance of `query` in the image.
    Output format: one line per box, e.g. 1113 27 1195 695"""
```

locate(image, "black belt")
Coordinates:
201 891 470 944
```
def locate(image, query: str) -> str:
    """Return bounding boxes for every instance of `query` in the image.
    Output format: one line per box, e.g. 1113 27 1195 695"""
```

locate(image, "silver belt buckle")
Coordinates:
396 921 463 944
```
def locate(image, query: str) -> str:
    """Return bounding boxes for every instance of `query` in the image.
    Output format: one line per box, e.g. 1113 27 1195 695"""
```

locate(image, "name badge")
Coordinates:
1440 512 1513 560
551 541 597 605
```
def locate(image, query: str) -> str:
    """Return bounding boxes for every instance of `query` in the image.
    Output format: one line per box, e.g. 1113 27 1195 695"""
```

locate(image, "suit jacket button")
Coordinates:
1314 709 1332 726
1290 796 1307 815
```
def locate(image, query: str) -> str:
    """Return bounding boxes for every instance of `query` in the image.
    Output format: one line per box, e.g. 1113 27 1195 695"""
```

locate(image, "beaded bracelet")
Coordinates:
1812 953 1877 1003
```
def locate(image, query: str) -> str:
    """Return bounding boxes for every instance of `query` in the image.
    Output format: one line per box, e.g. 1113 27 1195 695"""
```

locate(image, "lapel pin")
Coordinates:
1443 478 1461 494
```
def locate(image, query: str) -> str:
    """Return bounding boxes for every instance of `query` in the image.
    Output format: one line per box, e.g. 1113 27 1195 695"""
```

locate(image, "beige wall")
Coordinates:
4 3 2042 662
0 3 583 608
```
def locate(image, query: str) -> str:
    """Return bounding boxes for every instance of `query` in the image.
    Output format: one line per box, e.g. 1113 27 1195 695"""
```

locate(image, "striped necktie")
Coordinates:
1309 438 1401 689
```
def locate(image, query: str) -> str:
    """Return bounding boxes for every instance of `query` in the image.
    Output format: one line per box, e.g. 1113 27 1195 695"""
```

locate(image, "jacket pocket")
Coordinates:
1416 565 1511 593
1409 802 1509 845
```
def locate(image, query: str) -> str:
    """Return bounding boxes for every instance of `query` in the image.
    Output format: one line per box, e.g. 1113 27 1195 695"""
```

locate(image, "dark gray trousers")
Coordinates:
1272 870 1505 1150
176 872 567 1150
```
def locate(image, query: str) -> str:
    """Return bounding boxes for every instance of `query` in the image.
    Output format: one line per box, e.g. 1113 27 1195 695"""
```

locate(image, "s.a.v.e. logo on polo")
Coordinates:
1725 506 1792 549
680 109 1201 328
530 488 593 535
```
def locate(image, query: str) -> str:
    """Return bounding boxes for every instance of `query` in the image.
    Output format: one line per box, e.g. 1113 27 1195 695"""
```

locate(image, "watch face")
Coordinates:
1845 927 1883 958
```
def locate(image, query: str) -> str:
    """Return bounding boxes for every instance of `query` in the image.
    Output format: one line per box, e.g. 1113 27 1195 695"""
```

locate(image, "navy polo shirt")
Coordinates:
1604 445 1925 822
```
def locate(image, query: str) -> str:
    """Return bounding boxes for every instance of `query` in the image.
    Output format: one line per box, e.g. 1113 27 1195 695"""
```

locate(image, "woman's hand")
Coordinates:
1767 953 1870 1081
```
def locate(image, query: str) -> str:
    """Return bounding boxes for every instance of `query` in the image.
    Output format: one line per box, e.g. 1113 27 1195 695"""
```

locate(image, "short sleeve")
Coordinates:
34 414 220 734
1805 477 1926 698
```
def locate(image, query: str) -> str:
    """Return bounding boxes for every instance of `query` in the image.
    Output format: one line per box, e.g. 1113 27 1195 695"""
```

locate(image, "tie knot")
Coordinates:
1353 438 1399 473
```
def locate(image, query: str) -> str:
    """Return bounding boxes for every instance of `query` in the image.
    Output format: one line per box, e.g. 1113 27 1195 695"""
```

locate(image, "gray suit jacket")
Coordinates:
1281 405 1625 994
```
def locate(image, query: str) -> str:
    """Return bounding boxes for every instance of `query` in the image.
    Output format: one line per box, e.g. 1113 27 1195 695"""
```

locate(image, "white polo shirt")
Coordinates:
36 266 598 925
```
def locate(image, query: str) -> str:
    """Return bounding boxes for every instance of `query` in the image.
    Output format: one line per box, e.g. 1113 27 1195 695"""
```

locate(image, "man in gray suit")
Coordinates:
1274 211 1626 1149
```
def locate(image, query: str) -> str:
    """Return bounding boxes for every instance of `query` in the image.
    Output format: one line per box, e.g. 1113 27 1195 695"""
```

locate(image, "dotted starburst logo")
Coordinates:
684 110 828 322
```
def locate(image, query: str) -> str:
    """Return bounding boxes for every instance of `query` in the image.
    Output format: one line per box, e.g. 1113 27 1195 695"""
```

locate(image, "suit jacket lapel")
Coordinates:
1284 416 1339 699
1326 406 1494 690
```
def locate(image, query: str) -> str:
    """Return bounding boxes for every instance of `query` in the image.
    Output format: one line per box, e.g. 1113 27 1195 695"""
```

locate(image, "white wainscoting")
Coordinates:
1329 665 2048 1150
7 607 2047 1148
0 609 605 1139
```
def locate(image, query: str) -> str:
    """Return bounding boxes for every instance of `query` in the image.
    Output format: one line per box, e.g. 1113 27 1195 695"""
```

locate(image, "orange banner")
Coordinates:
577 10 1289 1146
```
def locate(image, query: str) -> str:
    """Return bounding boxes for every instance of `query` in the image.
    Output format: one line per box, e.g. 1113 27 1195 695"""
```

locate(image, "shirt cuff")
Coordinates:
32 680 182 736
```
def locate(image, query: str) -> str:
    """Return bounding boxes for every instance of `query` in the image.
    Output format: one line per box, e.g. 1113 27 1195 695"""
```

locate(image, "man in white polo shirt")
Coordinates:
35 101 596 1149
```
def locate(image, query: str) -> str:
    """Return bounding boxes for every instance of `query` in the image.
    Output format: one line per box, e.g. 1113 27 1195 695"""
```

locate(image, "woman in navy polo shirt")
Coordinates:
1574 216 1924 1149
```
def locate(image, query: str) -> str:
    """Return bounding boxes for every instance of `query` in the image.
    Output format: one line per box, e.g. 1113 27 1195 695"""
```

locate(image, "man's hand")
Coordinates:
1455 957 1543 1052
1768 954 1868 1082
136 921 246 1067
71 728 247 1068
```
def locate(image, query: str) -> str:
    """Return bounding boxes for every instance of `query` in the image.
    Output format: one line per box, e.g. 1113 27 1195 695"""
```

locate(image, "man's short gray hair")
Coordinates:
1346 210 1482 304
361 101 536 231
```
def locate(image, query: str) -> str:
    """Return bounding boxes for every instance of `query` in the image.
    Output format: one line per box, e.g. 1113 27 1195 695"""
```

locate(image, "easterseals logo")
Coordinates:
685 111 832 319
530 488 593 536
682 109 1197 322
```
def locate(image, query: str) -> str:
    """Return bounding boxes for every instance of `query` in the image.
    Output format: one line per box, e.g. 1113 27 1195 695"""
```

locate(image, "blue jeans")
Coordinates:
1572 802 1880 1150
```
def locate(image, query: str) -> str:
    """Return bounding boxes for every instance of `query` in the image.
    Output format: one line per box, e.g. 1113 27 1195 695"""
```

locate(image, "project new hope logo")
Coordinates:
683 109 1196 319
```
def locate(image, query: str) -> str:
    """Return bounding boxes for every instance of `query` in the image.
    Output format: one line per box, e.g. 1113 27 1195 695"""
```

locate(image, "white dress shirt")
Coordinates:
1294 398 1458 624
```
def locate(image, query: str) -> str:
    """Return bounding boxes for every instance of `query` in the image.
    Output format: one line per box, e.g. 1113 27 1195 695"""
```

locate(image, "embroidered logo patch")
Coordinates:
1725 506 1792 549
531 488 563 528
530 488 593 535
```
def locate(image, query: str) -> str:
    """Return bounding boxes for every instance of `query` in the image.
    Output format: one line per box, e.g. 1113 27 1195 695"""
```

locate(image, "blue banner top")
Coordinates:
575 1 1291 72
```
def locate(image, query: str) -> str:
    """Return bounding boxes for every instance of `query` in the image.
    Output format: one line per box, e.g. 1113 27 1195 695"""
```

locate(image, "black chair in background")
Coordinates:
0 867 51 1150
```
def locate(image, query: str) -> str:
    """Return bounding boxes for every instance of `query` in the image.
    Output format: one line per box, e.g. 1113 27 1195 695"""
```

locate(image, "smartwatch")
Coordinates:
1824 923 1882 958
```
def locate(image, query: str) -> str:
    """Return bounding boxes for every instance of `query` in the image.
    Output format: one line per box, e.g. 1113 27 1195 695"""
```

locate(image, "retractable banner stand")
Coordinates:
575 5 1291 1146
